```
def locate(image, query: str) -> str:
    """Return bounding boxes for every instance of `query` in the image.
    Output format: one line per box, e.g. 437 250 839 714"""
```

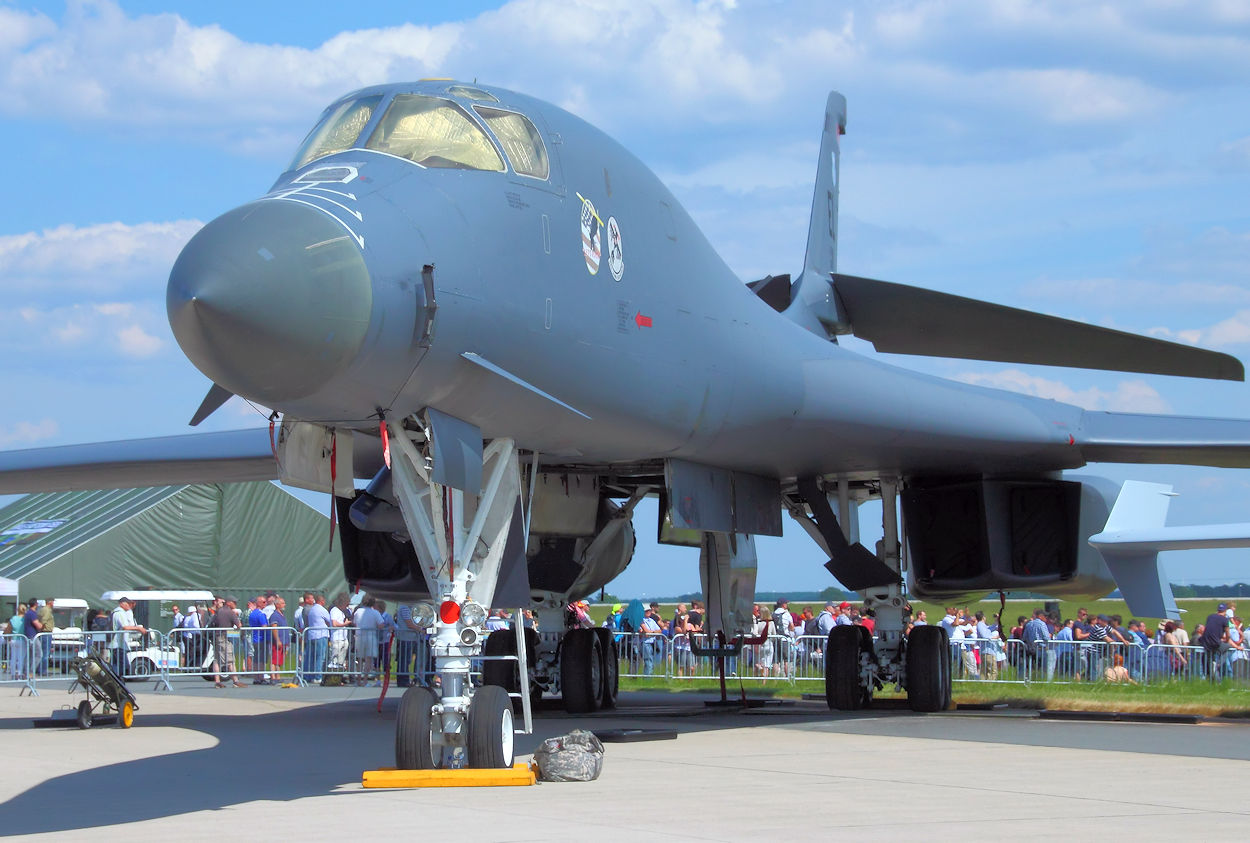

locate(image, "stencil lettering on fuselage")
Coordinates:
264 165 365 249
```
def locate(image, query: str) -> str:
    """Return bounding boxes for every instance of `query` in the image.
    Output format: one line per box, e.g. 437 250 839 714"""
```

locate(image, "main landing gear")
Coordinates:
815 477 951 714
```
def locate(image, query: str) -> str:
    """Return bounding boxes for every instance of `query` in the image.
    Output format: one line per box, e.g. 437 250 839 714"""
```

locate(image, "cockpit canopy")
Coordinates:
288 86 549 180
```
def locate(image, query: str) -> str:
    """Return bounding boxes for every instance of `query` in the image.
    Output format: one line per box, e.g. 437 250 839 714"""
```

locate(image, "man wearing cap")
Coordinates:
109 596 146 679
835 601 854 626
1200 603 1232 679
815 603 837 638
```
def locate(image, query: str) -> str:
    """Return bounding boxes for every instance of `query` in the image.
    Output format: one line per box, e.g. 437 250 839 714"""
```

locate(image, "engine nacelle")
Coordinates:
903 475 1117 604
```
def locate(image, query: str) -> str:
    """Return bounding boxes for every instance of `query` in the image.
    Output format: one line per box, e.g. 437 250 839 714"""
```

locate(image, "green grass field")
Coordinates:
615 675 1250 716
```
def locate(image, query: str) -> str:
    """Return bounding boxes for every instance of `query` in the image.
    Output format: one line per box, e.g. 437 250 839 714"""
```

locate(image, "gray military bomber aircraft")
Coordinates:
4 79 1250 770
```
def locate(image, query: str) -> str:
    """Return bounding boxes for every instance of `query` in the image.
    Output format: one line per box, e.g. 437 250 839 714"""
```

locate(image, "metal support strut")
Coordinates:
385 416 523 768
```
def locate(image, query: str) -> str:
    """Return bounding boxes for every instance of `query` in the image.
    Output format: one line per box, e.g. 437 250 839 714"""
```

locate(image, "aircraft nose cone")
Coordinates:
168 201 372 404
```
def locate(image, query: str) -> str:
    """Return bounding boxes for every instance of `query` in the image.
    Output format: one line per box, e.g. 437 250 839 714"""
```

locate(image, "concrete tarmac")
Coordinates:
3 681 1249 840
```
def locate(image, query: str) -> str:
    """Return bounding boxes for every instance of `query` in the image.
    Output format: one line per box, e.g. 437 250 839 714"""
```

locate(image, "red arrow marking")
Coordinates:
635 311 652 328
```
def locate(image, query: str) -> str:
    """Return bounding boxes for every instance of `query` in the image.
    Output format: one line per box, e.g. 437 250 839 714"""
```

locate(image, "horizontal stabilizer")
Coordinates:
833 273 1244 382
1088 481 1179 619
1088 481 1250 620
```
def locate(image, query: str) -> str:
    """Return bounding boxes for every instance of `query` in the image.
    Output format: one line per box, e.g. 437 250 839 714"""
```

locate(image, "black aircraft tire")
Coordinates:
561 629 602 714
594 628 618 710
468 684 515 769
826 625 865 710
76 700 92 730
395 686 439 769
907 625 948 712
482 630 520 694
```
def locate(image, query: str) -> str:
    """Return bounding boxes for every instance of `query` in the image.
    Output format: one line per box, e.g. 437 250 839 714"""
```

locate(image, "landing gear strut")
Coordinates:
386 418 529 769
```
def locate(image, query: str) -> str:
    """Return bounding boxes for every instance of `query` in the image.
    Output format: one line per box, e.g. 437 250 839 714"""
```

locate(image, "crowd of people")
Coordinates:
593 597 877 677
975 601 1250 683
7 592 1247 687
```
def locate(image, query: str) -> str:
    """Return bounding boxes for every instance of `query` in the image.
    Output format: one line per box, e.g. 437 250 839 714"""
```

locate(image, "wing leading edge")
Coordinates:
1078 412 1250 468
0 428 279 494
832 273 1244 382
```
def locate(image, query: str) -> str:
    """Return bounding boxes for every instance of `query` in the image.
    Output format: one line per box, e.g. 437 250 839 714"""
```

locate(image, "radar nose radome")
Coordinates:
167 201 373 405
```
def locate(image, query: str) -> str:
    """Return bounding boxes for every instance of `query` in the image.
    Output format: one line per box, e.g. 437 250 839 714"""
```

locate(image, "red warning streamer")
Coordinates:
328 431 337 552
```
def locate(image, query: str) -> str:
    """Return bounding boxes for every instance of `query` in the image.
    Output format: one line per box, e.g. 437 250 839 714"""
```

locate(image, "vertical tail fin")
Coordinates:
785 91 849 337
803 91 846 283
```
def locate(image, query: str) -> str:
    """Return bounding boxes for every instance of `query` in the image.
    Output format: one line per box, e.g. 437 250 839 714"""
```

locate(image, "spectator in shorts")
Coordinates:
210 597 244 688
771 600 795 677
269 596 288 678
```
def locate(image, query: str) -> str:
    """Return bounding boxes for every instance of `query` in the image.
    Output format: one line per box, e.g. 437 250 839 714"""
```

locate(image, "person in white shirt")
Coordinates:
353 597 383 686
109 596 146 678
951 610 979 679
180 604 202 667
329 594 351 672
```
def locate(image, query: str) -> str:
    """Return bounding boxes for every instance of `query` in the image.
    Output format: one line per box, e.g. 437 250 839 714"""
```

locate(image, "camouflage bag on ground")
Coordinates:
534 729 604 782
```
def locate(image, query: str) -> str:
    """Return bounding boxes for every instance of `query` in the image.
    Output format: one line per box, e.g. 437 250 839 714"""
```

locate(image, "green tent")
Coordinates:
0 482 346 610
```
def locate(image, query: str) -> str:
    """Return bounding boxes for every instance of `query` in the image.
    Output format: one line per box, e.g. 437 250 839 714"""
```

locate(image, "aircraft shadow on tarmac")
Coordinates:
0 692 838 834
5 690 1248 833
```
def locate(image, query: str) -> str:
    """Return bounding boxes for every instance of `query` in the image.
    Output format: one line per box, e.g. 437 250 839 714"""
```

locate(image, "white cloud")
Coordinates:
117 323 162 357
0 418 59 448
0 300 169 360
1153 310 1250 348
4 0 1231 153
0 220 202 299
955 368 1171 412
0 6 54 53
0 2 459 127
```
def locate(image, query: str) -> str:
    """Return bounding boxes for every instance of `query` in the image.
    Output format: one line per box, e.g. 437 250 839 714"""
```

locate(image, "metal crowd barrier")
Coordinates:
165 626 300 685
1 633 35 694
12 624 1250 695
297 626 387 687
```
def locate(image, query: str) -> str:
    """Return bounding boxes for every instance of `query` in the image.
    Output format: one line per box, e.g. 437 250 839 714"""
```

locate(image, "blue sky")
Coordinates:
2 0 1250 597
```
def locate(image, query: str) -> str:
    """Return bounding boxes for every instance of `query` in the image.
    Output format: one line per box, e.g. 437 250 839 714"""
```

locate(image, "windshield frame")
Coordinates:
288 93 385 172
363 93 505 173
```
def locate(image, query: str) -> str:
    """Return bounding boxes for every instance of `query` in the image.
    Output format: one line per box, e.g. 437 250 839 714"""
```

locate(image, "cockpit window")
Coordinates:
289 95 382 171
474 107 549 180
447 85 499 102
365 94 504 172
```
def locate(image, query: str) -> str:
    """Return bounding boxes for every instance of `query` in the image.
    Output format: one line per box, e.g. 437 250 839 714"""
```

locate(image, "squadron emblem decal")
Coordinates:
606 216 623 281
577 192 601 275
